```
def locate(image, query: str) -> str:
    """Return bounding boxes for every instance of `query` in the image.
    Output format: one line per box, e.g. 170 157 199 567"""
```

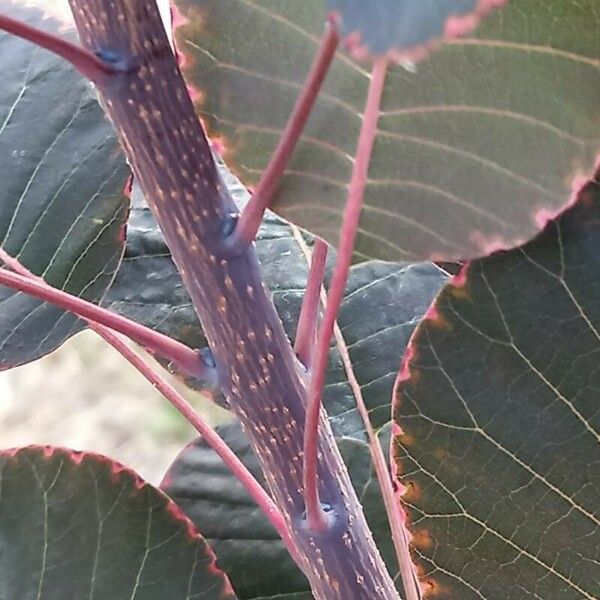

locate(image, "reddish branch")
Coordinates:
294 238 328 368
0 14 125 84
227 24 339 253
0 256 208 380
303 58 389 531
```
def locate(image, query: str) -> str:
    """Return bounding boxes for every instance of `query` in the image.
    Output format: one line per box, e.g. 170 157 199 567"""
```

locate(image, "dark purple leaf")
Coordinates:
0 2 129 369
392 172 600 599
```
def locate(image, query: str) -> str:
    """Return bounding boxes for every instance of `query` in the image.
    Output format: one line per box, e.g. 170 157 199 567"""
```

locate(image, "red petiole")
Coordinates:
302 58 389 532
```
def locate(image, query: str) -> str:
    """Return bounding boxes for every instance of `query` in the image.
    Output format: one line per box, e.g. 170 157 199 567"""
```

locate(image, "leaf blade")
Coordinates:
392 175 600 599
0 446 237 600
174 0 600 261
0 2 129 369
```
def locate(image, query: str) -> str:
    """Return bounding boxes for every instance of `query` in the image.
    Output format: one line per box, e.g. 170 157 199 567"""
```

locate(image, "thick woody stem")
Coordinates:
294 238 328 369
303 58 389 532
67 2 399 598
225 24 339 253
0 258 209 381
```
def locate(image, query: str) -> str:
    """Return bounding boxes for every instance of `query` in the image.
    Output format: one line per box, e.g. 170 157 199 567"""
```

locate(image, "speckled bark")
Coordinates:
68 2 400 598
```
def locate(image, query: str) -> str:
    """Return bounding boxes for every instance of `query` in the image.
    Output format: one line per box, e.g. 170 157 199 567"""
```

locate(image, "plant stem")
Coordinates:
303 58 388 532
92 326 301 563
226 24 339 253
0 13 123 84
294 238 328 369
68 2 400 597
0 257 207 380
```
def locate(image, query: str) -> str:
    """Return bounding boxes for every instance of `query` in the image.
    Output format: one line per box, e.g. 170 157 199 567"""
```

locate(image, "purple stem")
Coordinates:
226 24 339 253
0 13 123 84
0 252 208 380
294 238 328 369
63 2 401 596
303 58 389 532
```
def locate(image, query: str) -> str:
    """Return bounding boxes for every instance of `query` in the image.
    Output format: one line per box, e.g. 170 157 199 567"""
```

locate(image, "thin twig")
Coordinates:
303 58 389 532
294 238 328 369
0 250 207 379
226 23 339 253
0 14 124 84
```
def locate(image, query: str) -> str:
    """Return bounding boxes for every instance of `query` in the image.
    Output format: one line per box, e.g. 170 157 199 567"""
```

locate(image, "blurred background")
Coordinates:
0 330 229 484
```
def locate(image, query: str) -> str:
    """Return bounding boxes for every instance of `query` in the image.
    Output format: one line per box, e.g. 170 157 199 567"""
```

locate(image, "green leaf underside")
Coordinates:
0 446 236 600
393 176 600 599
161 258 448 599
0 2 129 369
174 0 599 262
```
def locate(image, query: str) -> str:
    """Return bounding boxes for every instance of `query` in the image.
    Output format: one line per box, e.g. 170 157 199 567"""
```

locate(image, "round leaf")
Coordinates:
174 0 600 261
0 2 129 369
392 175 600 598
0 446 236 599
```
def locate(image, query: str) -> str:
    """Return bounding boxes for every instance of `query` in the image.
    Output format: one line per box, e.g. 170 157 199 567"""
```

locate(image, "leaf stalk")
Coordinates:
0 13 127 84
0 251 209 381
225 23 339 253
294 238 328 369
303 57 389 532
